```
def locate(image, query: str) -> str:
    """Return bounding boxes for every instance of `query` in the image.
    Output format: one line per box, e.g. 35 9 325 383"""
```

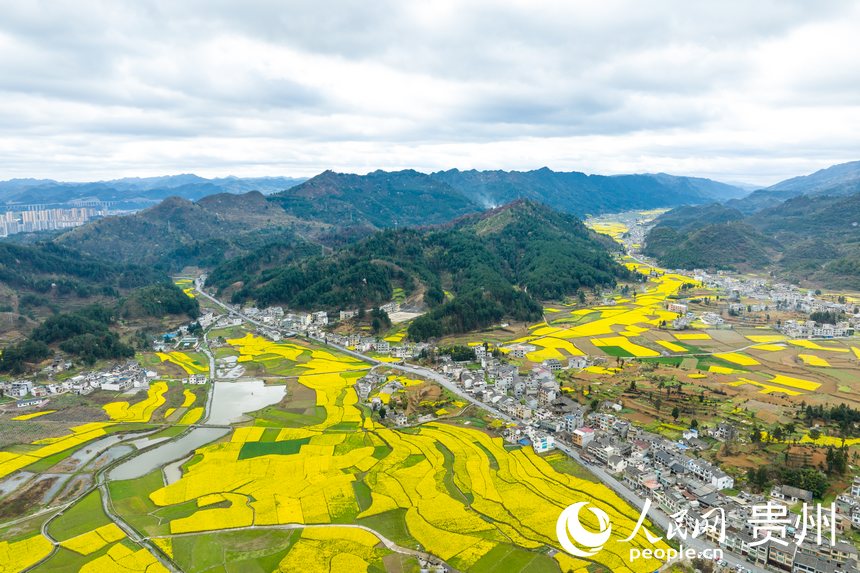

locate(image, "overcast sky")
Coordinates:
1 0 859 185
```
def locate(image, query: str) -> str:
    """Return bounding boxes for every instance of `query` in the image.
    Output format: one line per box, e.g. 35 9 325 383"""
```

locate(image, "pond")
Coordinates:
109 379 284 481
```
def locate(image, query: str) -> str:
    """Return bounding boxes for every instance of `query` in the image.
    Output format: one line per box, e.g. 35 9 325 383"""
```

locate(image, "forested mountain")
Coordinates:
0 174 305 208
727 160 860 213
211 200 631 340
0 285 199 373
45 166 748 271
55 191 326 269
0 243 199 372
0 242 166 322
268 169 482 228
430 168 747 215
645 192 860 287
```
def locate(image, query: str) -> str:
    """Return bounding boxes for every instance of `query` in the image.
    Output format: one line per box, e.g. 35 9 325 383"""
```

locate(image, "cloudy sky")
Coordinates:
1 0 859 185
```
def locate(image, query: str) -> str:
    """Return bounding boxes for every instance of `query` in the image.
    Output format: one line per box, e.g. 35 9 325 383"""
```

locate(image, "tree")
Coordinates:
690 419 699 429
751 425 762 444
671 406 680 421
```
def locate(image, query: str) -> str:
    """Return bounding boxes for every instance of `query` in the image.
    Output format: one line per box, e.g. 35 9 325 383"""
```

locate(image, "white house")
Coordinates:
532 434 556 454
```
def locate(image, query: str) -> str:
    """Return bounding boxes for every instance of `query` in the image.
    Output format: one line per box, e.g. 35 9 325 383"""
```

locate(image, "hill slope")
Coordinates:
728 160 860 213
431 168 747 215
268 169 481 228
55 192 325 269
645 192 860 287
212 200 630 340
0 241 189 342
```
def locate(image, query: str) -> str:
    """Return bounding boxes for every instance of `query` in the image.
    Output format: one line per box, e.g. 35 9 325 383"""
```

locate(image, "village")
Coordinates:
4 251 860 573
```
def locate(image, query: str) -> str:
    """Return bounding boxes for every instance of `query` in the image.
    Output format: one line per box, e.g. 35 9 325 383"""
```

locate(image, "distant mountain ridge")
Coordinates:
269 169 480 228
645 191 860 288
2 167 749 218
727 160 860 213
0 174 307 207
429 167 747 215
56 191 326 269
267 167 748 226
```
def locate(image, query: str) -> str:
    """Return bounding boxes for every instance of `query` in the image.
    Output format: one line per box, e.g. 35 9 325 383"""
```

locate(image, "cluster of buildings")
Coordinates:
780 320 855 340
836 477 860 533
0 205 117 236
317 331 429 360
1 362 157 408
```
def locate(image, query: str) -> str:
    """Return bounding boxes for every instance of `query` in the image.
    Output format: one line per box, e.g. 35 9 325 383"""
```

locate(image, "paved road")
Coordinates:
194 280 768 573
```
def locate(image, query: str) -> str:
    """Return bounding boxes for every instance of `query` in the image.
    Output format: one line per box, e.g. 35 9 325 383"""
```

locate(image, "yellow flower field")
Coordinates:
708 366 735 375
583 366 620 375
151 537 173 559
655 340 686 353
78 543 168 573
509 270 695 364
59 523 126 555
143 336 665 573
178 407 204 425
592 336 659 357
746 334 787 343
275 527 385 573
768 374 820 392
729 378 803 396
0 534 53 572
11 410 56 421
103 382 168 423
713 352 759 366
156 352 208 374
588 221 629 241
674 332 710 341
383 331 406 342
788 340 849 352
0 383 167 479
750 344 786 352
181 389 196 408
798 354 831 367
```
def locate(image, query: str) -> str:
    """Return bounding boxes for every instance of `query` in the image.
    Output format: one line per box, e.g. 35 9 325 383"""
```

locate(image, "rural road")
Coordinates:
194 279 769 572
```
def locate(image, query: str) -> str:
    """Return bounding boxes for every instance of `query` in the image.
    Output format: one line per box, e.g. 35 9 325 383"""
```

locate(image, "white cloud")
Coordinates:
0 0 857 185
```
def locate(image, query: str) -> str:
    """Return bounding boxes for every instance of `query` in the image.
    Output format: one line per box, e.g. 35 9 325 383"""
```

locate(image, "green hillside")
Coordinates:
211 200 630 340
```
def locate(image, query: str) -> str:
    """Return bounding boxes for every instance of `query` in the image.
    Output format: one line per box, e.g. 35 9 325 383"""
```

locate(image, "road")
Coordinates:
193 280 768 572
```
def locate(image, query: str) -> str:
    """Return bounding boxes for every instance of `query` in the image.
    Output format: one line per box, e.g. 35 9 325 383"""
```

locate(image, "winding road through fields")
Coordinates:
192 278 770 573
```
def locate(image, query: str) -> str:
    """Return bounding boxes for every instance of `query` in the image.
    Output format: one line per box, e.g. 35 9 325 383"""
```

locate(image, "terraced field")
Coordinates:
103 336 665 573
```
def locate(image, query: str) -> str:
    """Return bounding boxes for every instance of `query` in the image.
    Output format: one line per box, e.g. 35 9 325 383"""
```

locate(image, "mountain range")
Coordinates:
209 199 629 339
645 190 860 288
0 168 747 217
0 174 307 207
727 160 860 213
55 191 327 269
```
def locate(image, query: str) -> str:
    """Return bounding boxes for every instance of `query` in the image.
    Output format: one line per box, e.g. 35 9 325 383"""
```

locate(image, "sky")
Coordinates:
1 1 859 185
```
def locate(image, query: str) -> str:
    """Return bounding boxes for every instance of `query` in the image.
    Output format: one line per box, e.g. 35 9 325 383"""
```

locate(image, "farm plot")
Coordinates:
0 382 167 480
137 339 666 573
